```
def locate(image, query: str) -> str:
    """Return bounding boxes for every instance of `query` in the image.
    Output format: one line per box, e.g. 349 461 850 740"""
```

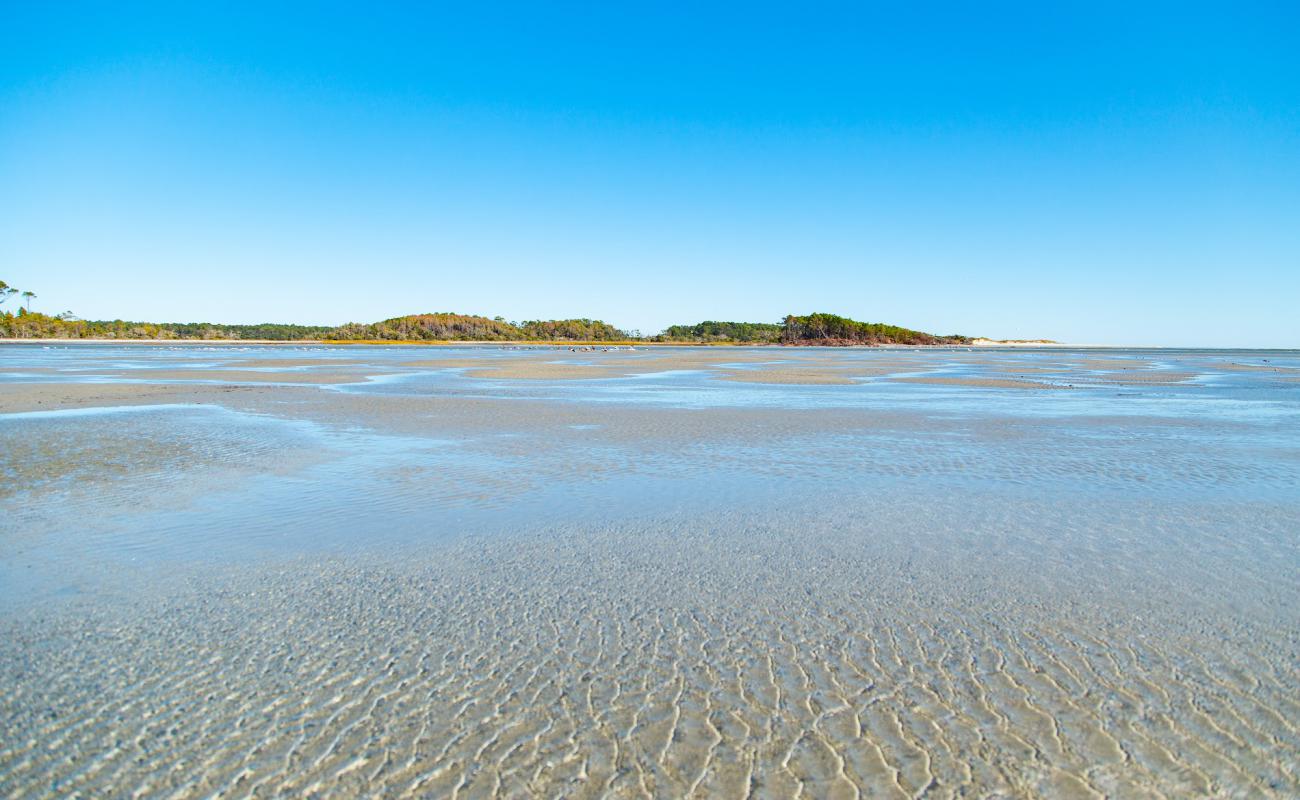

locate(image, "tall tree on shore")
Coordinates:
782 314 799 343
21 291 35 310
0 280 16 307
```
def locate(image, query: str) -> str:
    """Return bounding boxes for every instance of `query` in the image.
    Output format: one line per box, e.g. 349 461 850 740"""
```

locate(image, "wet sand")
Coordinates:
465 362 619 380
1189 359 1299 373
717 368 860 385
93 368 368 383
0 381 267 413
888 376 1065 390
1086 371 1199 384
222 358 367 369
2 345 1299 798
1075 358 1160 371
401 358 502 369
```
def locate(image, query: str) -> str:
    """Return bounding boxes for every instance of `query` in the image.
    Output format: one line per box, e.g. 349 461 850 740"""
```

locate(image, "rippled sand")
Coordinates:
3 499 1297 799
2 344 1299 798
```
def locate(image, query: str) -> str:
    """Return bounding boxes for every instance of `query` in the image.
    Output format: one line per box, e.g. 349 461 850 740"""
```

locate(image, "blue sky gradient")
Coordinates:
2 2 1297 344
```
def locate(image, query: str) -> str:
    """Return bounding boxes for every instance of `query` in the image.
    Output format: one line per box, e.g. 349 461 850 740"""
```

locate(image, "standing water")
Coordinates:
2 345 1298 797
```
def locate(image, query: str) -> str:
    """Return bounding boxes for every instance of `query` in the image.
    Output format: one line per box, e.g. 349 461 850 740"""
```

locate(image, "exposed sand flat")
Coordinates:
2 347 1288 401
712 352 918 364
97 368 366 384
222 358 366 369
0 379 880 433
1 404 321 501
238 389 944 445
983 366 1075 375
439 351 823 380
1076 358 1159 371
5 362 370 377
717 366 899 385
889 376 1066 389
718 368 862 384
605 353 785 371
970 338 1062 346
0 366 91 375
236 350 954 384
4 381 1270 490
464 362 619 380
0 381 268 414
1085 370 1199 383
1197 361 1300 373
400 358 499 369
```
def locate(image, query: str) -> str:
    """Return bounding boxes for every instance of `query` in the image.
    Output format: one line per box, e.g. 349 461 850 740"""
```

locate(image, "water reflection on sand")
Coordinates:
1 345 1298 797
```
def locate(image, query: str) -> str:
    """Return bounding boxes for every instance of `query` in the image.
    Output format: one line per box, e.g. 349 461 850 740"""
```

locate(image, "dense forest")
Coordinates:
2 280 970 345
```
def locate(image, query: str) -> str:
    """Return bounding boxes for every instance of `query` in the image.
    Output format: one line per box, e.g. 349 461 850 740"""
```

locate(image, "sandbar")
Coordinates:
97 369 365 384
0 382 269 414
889 376 1065 389
718 368 861 385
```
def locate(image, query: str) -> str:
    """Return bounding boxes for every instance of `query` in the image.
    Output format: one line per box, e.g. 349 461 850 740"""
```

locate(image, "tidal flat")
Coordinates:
1 344 1298 798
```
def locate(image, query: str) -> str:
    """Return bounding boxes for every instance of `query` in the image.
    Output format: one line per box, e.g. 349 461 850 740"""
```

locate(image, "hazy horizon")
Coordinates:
3 3 1297 347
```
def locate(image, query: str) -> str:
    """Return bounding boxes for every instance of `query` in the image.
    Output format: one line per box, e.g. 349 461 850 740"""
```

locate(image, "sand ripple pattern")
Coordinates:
3 526 1297 799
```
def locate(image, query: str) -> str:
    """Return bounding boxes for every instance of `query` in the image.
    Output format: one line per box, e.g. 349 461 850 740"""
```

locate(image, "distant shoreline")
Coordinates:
0 310 974 347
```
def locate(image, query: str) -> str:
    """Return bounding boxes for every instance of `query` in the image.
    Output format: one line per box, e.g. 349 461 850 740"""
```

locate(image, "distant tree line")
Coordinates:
655 314 969 345
0 310 626 342
0 313 337 340
3 280 971 344
328 314 628 341
777 313 969 345
655 321 784 343
161 322 339 340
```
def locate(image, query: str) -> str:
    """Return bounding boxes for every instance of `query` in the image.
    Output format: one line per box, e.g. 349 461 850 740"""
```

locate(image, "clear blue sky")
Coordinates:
2 2 1297 345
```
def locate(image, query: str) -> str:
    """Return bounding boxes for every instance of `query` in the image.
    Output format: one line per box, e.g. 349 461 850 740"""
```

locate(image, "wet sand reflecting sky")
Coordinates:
2 344 1298 797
